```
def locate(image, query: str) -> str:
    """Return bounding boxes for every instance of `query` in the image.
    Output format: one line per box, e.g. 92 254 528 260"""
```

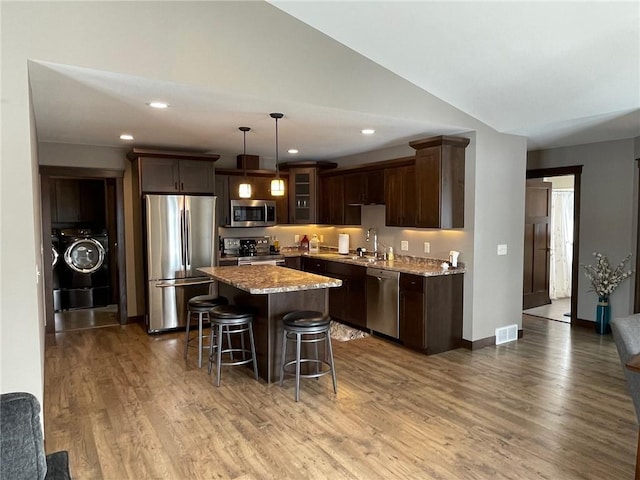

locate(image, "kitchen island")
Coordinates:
198 265 342 383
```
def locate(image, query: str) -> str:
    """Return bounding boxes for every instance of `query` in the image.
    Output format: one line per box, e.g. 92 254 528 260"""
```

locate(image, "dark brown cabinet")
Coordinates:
139 158 215 194
399 273 463 354
325 261 367 328
128 149 220 195
301 257 366 329
281 162 337 224
385 165 416 227
410 136 470 228
284 256 301 270
50 178 105 224
319 175 344 225
344 169 385 205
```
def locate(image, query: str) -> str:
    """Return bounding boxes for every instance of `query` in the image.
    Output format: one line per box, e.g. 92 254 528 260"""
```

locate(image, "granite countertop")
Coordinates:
281 250 465 277
198 265 342 294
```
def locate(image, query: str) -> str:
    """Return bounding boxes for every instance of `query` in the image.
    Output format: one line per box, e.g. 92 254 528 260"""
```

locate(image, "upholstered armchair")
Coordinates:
611 315 640 480
0 392 71 480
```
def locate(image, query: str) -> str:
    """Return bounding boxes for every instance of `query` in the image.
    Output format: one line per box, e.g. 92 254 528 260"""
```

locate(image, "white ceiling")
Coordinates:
28 1 639 164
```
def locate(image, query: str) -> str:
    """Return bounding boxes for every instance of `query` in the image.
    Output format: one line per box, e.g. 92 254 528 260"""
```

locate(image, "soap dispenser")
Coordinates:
309 234 320 253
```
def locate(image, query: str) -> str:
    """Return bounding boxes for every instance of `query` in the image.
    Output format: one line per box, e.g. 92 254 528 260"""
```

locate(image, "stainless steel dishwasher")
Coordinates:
366 267 400 338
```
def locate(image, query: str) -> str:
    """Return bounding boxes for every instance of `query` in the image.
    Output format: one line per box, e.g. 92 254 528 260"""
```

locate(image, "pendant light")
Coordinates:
238 127 252 199
270 112 285 197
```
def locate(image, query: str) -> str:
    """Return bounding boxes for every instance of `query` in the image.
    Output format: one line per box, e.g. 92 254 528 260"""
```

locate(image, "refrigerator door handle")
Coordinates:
184 208 191 270
180 208 186 269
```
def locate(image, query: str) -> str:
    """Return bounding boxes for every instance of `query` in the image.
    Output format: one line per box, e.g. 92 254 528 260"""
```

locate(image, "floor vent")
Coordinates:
495 324 518 345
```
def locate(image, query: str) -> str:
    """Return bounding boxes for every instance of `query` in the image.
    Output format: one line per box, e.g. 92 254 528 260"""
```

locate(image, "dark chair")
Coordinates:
0 392 71 480
208 305 259 386
279 310 337 402
611 314 640 480
184 295 228 368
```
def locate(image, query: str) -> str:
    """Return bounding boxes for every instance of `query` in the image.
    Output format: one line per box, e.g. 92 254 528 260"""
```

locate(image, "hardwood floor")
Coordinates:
44 315 637 479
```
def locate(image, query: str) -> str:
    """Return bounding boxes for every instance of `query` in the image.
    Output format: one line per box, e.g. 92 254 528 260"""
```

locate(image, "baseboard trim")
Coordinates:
460 329 523 350
572 317 594 329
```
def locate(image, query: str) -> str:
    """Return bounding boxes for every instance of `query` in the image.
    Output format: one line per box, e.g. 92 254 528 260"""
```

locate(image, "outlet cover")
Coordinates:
320 234 324 242
401 241 409 251
497 244 508 255
294 234 300 243
424 242 430 253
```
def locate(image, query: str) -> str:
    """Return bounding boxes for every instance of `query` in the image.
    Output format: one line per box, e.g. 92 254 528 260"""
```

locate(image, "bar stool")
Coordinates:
279 311 337 402
208 305 259 387
184 295 228 368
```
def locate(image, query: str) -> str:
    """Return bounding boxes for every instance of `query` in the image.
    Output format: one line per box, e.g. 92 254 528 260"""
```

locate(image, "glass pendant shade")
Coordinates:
238 126 252 198
270 112 285 197
270 178 285 197
238 182 252 198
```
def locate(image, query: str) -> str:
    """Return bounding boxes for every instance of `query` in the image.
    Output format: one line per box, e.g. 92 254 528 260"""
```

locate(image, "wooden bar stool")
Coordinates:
184 295 228 368
208 305 259 386
279 311 337 402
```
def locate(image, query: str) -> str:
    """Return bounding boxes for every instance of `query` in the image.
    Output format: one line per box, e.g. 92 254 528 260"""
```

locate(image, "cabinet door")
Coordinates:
289 168 317 224
385 165 416 227
399 273 425 350
425 274 463 354
178 160 214 194
54 179 81 222
326 261 366 328
414 143 466 228
284 256 301 270
319 175 344 224
215 175 230 226
365 169 385 204
343 173 365 205
140 158 180 193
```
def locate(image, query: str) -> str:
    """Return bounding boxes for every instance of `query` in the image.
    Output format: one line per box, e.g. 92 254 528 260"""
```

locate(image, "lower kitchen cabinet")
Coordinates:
400 273 463 354
284 256 301 270
301 257 367 329
325 261 366 329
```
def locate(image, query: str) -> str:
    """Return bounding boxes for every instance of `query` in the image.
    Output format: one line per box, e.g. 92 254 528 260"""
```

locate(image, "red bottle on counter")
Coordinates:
299 235 309 252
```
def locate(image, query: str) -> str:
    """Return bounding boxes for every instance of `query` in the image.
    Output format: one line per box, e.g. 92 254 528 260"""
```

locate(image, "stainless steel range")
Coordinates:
220 236 285 266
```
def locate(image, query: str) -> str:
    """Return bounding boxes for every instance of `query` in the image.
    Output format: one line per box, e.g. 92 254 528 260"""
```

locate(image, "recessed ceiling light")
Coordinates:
120 134 134 141
361 129 375 135
148 101 169 109
288 149 299 154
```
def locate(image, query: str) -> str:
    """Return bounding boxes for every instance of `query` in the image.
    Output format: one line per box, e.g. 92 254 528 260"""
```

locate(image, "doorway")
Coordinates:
523 166 582 324
40 166 128 333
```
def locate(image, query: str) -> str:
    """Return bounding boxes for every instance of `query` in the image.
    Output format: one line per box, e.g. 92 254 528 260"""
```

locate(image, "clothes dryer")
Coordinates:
59 229 110 309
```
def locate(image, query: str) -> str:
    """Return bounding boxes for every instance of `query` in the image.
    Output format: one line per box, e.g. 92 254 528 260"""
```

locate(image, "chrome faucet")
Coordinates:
366 227 378 259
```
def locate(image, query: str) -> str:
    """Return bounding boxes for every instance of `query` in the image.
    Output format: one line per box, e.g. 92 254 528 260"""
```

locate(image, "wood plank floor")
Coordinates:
44 315 637 479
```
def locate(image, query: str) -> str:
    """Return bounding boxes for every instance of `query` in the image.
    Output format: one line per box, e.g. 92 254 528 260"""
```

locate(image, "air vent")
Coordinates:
495 324 518 345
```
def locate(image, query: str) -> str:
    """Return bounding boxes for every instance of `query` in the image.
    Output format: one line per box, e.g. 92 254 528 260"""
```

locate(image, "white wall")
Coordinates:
528 138 638 321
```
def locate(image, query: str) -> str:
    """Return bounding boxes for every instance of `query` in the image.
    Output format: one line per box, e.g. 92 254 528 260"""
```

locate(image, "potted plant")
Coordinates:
582 252 634 334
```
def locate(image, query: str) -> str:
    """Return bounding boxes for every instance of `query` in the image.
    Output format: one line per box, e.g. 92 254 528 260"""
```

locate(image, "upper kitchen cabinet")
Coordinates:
128 149 219 195
409 136 470 229
385 163 417 227
280 161 337 224
343 169 385 205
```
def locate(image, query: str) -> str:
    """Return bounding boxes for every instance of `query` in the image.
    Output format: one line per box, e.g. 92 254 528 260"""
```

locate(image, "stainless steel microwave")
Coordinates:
230 199 277 227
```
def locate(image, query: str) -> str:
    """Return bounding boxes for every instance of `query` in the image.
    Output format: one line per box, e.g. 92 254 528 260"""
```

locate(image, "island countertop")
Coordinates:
198 265 342 294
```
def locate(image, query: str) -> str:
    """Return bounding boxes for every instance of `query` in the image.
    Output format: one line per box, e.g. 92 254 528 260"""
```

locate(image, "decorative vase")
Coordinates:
595 296 611 334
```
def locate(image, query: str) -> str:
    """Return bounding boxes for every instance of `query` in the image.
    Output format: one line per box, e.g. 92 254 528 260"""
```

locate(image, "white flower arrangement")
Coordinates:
582 252 634 298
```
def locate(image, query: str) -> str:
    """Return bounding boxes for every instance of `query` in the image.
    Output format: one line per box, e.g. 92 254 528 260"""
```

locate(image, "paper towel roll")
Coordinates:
338 233 350 254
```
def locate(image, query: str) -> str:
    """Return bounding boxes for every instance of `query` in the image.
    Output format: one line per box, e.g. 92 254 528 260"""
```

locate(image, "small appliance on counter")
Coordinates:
338 233 350 254
449 250 460 267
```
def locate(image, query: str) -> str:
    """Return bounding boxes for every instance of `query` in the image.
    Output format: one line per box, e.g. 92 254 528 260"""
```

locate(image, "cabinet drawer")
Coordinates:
400 273 424 293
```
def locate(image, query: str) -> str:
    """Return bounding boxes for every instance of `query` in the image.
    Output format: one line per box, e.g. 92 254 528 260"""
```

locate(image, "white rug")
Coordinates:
330 321 369 342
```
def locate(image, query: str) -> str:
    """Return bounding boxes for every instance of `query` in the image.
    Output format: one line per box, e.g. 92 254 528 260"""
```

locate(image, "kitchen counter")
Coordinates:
280 251 465 277
198 265 341 294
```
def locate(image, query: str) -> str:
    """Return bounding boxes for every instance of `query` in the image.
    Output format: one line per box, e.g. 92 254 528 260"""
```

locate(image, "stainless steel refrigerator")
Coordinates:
144 194 218 333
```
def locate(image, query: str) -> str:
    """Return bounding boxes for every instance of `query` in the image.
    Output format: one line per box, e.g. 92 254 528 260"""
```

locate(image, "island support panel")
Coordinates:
218 283 329 383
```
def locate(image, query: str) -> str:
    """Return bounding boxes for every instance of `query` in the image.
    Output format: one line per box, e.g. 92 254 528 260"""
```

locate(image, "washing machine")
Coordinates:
59 228 110 309
51 230 61 312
